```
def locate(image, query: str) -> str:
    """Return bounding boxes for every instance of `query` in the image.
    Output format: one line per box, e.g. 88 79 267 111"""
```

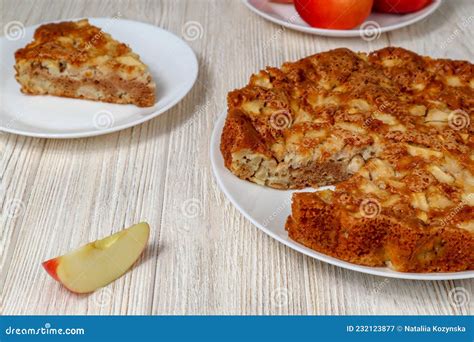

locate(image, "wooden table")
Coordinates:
1 0 473 315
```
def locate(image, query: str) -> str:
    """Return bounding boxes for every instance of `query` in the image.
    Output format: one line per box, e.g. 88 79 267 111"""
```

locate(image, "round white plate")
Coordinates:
0 18 198 138
211 112 474 280
242 0 442 37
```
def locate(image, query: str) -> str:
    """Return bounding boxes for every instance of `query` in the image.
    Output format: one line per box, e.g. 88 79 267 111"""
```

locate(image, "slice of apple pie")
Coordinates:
14 19 156 107
221 47 473 272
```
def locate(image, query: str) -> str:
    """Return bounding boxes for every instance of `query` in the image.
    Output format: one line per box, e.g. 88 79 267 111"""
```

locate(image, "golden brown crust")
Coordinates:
221 47 474 273
286 191 474 272
221 109 271 170
14 19 156 107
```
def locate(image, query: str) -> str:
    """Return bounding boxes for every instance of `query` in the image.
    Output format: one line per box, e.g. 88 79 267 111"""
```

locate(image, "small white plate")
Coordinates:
242 0 442 37
211 112 474 280
0 18 198 138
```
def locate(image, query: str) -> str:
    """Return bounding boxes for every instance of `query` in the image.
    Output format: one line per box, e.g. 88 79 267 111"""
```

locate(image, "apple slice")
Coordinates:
42 222 150 294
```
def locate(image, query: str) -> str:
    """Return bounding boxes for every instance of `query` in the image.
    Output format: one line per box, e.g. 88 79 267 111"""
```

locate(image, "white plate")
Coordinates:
211 112 474 280
0 18 198 138
243 0 442 37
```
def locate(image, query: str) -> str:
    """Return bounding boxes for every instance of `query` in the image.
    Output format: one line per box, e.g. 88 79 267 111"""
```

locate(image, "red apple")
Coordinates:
42 222 150 294
295 0 374 30
374 0 432 14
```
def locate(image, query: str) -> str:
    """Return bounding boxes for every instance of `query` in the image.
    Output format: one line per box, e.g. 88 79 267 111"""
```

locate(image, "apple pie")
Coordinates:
221 47 473 272
14 19 156 107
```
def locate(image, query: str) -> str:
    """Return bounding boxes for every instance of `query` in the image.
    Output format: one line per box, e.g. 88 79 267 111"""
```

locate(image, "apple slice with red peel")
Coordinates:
42 222 150 294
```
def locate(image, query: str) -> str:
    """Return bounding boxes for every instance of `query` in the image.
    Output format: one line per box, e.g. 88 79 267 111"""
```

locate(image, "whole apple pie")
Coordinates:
221 47 473 273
